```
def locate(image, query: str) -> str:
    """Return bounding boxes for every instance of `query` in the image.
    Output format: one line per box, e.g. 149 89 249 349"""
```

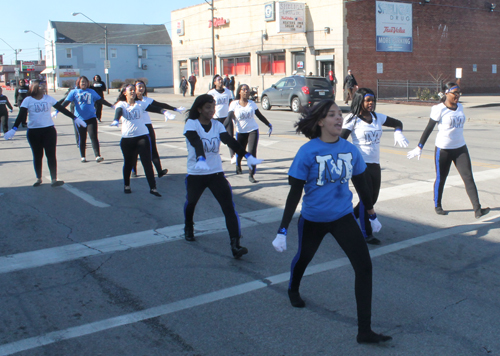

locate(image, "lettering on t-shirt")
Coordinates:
202 137 220 153
238 110 254 121
363 130 382 144
124 108 142 120
315 152 354 186
34 102 50 113
216 96 229 106
76 92 93 105
449 116 465 129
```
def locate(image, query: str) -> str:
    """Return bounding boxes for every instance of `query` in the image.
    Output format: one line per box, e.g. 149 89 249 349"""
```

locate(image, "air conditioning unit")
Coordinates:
142 64 148 70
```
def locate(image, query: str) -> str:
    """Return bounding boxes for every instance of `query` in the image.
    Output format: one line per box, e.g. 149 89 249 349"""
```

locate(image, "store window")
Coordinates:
293 52 305 73
202 58 216 76
259 53 285 75
222 56 251 76
111 49 117 59
66 48 72 59
179 60 188 79
191 59 199 76
100 48 105 58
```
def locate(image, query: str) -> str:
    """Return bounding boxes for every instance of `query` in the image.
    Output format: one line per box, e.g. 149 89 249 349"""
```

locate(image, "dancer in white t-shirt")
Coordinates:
4 80 85 187
227 84 272 183
407 82 490 218
183 94 261 258
342 88 409 245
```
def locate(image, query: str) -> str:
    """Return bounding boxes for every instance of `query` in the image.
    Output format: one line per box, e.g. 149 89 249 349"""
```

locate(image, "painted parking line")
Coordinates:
45 177 110 208
1 213 499 356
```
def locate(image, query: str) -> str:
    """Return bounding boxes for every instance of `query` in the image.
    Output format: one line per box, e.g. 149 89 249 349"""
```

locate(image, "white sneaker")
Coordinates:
81 157 87 163
96 156 104 163
230 155 237 164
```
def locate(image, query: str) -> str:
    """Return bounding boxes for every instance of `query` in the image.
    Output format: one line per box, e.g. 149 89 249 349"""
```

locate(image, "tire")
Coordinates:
291 97 301 113
261 96 271 110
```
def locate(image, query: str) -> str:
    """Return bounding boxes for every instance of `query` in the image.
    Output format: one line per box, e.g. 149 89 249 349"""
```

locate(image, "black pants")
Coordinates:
235 130 259 176
217 117 235 157
289 214 373 333
27 126 58 180
190 84 195 96
353 163 381 238
95 102 103 121
76 117 100 158
434 145 480 211
133 124 165 175
184 173 241 239
0 111 8 133
120 134 156 189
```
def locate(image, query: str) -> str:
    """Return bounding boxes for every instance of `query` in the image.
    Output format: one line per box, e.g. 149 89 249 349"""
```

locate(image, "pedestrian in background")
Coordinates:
188 73 197 96
180 76 188 97
15 79 30 128
343 69 358 105
0 87 13 136
407 82 490 219
91 75 106 122
223 74 231 88
229 76 236 97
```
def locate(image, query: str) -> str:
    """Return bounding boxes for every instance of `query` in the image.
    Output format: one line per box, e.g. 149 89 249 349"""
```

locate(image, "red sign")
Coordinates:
22 61 35 72
209 18 229 28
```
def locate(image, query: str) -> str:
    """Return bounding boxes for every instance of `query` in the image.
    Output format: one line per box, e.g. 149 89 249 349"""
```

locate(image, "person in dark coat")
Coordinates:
180 76 188 97
343 69 358 105
188 73 197 96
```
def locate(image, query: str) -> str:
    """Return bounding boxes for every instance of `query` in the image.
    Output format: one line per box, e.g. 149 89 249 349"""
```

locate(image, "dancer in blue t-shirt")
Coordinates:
272 99 392 345
62 76 113 162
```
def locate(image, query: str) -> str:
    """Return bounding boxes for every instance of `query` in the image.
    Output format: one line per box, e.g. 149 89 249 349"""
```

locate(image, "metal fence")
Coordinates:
376 79 443 102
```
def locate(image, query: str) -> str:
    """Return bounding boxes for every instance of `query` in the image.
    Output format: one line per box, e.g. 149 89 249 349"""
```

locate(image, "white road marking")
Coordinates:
45 178 110 208
1 213 498 356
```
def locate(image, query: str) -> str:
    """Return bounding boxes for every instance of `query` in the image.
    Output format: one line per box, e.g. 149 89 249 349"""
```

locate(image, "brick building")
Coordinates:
171 0 500 97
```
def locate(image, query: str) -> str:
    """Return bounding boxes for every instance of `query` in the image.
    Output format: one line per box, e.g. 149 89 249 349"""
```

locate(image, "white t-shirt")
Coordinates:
184 119 226 175
208 88 233 119
228 100 259 133
430 103 466 149
138 96 154 125
342 112 387 164
20 95 58 129
115 101 150 138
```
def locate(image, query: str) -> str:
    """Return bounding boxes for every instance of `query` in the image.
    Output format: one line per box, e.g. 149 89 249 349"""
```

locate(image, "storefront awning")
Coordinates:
218 52 251 58
256 49 286 55
40 68 55 74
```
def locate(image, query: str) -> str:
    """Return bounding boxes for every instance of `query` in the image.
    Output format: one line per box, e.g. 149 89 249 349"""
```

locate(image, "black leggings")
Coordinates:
0 111 8 133
76 117 100 158
353 163 381 238
134 124 164 175
290 214 373 333
95 102 103 120
184 173 241 239
27 126 58 180
235 129 259 175
218 117 234 157
120 135 156 189
434 145 480 211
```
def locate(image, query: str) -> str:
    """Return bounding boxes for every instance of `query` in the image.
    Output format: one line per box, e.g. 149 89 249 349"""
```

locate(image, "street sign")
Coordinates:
14 68 20 76
104 60 111 69
22 61 35 71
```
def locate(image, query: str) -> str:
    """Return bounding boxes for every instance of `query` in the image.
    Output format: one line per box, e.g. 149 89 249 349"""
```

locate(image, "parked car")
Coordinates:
260 75 334 112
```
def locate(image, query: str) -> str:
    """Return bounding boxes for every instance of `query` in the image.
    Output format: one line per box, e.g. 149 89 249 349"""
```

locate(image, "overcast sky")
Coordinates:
1 0 204 63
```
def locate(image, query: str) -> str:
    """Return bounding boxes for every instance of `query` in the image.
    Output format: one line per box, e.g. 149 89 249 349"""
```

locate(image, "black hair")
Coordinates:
212 74 222 89
93 75 102 82
114 84 135 104
186 94 215 122
27 80 45 98
76 76 90 89
346 87 376 123
440 82 459 103
134 80 148 97
235 83 249 100
294 99 337 139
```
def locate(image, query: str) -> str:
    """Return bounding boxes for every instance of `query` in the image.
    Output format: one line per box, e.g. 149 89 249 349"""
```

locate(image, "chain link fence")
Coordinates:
376 80 443 102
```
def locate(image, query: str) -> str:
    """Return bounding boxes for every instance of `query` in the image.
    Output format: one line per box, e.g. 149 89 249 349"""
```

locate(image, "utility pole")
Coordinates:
0 38 22 88
24 30 56 92
205 0 215 76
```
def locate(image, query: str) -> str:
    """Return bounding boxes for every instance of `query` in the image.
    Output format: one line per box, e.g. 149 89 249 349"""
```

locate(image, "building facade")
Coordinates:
171 0 500 97
43 21 173 90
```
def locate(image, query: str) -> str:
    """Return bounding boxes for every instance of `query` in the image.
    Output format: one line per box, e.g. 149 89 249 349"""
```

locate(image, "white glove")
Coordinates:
245 154 263 170
164 111 176 121
272 234 287 252
369 214 382 233
74 118 87 128
175 106 187 115
4 128 17 140
394 130 409 148
194 157 209 171
51 111 58 119
407 146 422 160
110 120 120 127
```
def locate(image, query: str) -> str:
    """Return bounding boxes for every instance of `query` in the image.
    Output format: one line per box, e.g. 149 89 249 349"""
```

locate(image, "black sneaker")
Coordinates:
365 235 381 245
475 207 490 219
236 166 242 175
249 175 258 183
288 290 306 308
435 206 448 215
356 330 392 344
158 169 168 178
184 224 195 241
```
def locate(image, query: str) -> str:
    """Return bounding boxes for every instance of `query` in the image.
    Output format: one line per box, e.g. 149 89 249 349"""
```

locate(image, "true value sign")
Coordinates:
209 18 230 28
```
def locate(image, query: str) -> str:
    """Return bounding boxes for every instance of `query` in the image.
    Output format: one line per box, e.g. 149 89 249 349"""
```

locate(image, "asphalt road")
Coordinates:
0 89 499 356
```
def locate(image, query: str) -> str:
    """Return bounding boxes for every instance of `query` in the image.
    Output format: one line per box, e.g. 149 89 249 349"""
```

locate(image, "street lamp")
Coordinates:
24 30 56 92
0 38 22 88
72 12 109 94
204 0 216 76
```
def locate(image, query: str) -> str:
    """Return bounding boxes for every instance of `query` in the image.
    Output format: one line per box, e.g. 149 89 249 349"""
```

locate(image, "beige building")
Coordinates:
171 0 346 96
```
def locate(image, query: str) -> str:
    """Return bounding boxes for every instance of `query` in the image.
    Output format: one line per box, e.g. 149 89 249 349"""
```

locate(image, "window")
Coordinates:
66 48 72 59
259 53 285 75
111 49 117 59
292 52 305 73
142 49 148 59
100 48 105 58
222 56 251 76
202 58 216 76
191 59 199 76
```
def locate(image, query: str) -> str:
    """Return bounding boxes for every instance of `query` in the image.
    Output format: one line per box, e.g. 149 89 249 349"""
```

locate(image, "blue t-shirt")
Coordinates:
289 137 366 223
66 88 101 120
